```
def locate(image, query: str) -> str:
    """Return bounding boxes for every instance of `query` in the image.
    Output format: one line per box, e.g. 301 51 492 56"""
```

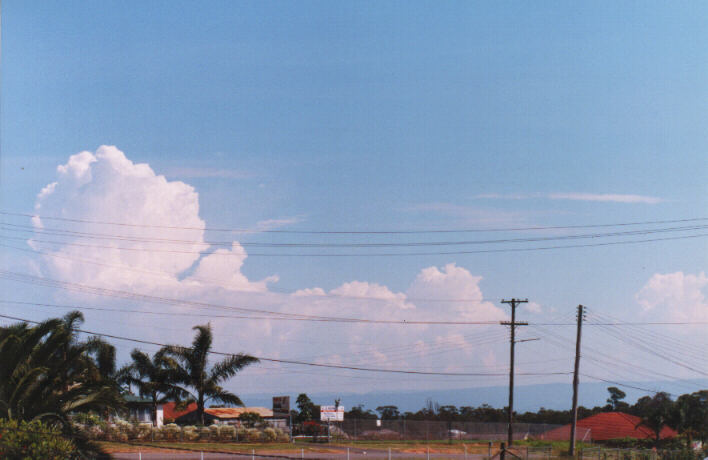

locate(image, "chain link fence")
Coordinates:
326 420 590 442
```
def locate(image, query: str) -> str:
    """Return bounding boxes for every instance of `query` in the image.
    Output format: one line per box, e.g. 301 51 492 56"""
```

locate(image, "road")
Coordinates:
111 449 484 460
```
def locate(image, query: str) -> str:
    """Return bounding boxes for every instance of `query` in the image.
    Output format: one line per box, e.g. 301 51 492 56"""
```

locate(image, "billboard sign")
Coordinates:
320 405 344 422
272 396 290 416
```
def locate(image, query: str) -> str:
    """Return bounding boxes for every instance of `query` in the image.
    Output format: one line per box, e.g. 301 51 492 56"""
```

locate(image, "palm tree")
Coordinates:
0 311 122 458
165 324 258 425
120 348 190 426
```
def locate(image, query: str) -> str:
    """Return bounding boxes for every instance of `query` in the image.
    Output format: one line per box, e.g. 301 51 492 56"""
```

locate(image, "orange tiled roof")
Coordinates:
205 407 274 419
543 412 678 441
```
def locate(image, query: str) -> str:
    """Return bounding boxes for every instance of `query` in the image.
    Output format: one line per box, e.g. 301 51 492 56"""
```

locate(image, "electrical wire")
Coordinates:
7 232 707 257
4 210 707 234
0 312 572 377
5 221 708 248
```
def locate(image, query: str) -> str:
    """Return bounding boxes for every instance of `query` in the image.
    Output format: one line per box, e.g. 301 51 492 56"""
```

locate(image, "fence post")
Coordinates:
252 449 255 460
347 447 350 460
389 447 392 460
526 446 529 460
301 448 304 459
427 446 430 460
465 444 468 460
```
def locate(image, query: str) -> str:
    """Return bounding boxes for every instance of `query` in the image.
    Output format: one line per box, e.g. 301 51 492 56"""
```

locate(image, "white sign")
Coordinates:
320 405 344 422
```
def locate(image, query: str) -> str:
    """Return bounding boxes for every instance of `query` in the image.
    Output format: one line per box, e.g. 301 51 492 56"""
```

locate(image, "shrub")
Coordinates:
72 413 107 431
199 426 212 440
0 419 79 459
162 423 181 441
240 412 264 428
262 427 277 442
218 425 236 441
183 426 199 442
236 426 248 442
246 428 261 442
275 428 290 443
132 423 153 440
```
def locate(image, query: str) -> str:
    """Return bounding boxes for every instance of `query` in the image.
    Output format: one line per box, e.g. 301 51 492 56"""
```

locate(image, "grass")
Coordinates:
99 439 596 455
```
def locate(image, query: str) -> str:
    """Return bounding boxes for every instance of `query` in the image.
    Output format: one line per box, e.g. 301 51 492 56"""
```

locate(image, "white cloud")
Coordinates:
292 287 326 297
256 217 303 231
470 192 663 204
27 146 519 394
331 281 414 310
406 263 507 322
636 271 708 322
524 302 542 313
186 243 278 292
33 146 207 288
548 193 663 204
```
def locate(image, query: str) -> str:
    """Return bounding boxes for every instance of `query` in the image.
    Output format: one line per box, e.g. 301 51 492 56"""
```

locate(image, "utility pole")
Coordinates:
569 305 586 457
501 298 528 447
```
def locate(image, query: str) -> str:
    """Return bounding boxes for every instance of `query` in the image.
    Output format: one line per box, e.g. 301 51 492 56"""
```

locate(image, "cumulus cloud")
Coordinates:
31 145 276 294
331 281 413 310
524 302 542 313
26 146 519 394
186 243 278 292
33 146 206 288
406 263 506 321
636 271 708 322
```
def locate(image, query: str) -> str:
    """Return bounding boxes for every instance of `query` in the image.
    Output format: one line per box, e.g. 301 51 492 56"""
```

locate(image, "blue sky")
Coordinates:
1 1 707 404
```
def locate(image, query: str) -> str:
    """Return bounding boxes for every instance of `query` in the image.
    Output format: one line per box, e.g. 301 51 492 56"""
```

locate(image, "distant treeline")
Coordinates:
293 387 707 445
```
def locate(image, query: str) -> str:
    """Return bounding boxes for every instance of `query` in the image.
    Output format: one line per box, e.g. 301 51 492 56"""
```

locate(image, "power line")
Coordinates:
8 242 708 314
5 210 706 234
5 231 708 257
0 312 571 377
580 374 677 397
5 221 708 247
0 271 502 325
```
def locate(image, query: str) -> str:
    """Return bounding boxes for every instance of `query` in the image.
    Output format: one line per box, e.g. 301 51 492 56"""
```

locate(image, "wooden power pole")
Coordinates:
569 305 586 456
501 298 528 446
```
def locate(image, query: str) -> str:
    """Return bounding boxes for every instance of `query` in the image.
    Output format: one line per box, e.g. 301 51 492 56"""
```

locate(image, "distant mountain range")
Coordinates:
240 380 708 413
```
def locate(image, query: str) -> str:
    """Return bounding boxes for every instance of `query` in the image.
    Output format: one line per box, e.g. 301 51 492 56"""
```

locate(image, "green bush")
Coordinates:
183 425 199 441
0 419 79 459
199 426 212 440
261 427 277 442
245 428 261 442
218 425 236 441
161 423 181 441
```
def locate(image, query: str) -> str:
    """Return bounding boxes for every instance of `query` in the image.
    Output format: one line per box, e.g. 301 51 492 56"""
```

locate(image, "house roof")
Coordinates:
164 403 274 421
542 412 678 441
122 394 153 404
205 407 273 419
163 402 198 421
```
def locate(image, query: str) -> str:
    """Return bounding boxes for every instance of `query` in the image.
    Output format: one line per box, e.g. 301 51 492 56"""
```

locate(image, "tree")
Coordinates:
120 349 189 426
607 387 627 410
635 392 675 444
376 405 400 420
0 312 121 458
346 404 376 420
673 391 708 447
165 324 259 425
239 411 264 428
296 393 316 422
